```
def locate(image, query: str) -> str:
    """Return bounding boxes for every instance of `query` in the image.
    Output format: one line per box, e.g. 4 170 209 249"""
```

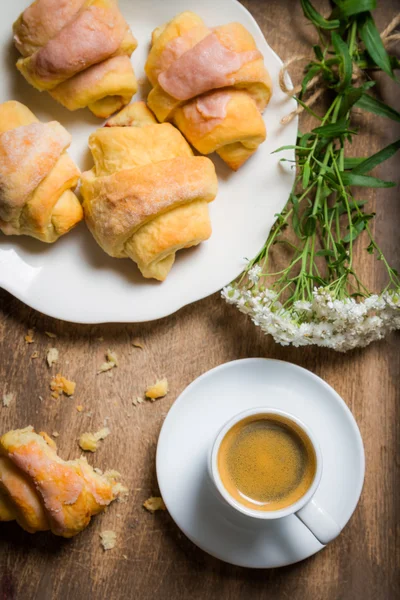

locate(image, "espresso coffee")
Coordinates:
217 414 316 511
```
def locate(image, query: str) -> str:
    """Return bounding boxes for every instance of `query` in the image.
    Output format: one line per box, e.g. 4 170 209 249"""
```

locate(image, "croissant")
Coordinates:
0 101 83 242
81 102 218 281
13 0 138 118
145 11 272 170
0 427 124 537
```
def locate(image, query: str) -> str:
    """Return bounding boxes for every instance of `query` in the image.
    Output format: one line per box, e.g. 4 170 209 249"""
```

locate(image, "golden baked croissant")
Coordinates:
0 101 83 242
0 427 124 537
13 0 138 118
81 102 218 281
145 11 272 170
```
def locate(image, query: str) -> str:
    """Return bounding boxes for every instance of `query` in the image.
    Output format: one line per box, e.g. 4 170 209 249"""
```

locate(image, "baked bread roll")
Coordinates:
145 11 272 170
81 102 218 281
13 0 138 118
0 101 82 242
0 427 124 537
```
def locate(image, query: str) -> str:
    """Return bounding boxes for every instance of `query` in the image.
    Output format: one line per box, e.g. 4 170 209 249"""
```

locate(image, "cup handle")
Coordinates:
296 498 341 545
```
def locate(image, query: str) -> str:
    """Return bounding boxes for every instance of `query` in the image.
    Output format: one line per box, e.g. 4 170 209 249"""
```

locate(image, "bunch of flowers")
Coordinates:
223 0 400 351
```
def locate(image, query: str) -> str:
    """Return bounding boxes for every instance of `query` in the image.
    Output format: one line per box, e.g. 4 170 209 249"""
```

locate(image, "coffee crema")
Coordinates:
217 414 317 511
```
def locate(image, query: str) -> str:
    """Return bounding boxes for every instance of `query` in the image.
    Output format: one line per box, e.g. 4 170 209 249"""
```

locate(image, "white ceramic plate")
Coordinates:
157 359 365 568
0 0 297 323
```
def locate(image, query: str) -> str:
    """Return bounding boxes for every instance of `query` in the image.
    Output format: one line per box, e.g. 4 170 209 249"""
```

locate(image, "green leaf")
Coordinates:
313 45 324 61
340 172 396 188
302 162 311 188
352 139 400 174
303 214 317 236
343 157 365 170
300 0 340 30
355 93 400 122
337 199 368 216
343 220 366 243
331 32 353 90
271 145 308 153
301 64 321 96
338 82 375 118
312 118 355 137
359 12 394 78
332 0 376 18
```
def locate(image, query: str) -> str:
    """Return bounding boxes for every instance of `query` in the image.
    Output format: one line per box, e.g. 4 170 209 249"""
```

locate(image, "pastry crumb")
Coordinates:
115 484 129 502
145 379 169 400
2 392 15 408
52 431 59 438
100 530 117 551
31 351 39 359
39 431 57 450
38 395 43 402
79 427 110 452
50 374 76 398
46 348 59 368
98 349 118 374
94 467 103 475
25 329 34 344
132 397 144 406
132 338 144 349
76 405 84 412
45 331 57 339
143 496 166 513
96 336 104 342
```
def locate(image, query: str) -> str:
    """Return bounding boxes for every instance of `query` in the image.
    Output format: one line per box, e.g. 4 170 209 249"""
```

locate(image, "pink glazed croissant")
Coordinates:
145 11 272 170
0 427 125 537
13 0 138 118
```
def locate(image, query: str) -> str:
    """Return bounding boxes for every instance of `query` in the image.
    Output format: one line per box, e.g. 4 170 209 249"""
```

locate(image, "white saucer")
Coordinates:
156 359 365 568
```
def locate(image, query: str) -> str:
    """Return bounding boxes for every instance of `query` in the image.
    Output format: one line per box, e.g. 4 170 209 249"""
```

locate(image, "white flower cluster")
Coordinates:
222 269 400 352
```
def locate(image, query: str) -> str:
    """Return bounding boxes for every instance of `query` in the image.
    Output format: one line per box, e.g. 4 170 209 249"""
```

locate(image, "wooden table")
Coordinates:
0 1 399 598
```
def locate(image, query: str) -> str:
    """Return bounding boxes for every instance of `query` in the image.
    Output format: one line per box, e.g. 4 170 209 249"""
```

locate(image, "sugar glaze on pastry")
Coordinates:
0 101 82 242
0 427 124 537
81 102 218 281
145 12 272 170
13 0 138 118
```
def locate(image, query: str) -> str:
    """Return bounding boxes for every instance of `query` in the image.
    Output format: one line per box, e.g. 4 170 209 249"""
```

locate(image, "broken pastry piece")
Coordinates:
13 0 138 118
81 102 218 281
0 427 124 537
145 11 272 170
0 101 82 242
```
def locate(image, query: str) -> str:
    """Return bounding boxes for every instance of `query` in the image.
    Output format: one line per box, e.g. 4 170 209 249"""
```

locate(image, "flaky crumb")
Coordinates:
46 348 59 368
79 427 110 452
39 431 57 450
52 431 59 438
2 392 15 408
94 467 103 475
98 349 118 374
76 405 84 412
100 530 117 551
31 351 39 359
25 329 34 344
96 336 104 342
45 331 57 339
143 497 166 513
50 374 76 398
132 338 144 349
115 484 129 502
132 397 144 407
145 379 169 400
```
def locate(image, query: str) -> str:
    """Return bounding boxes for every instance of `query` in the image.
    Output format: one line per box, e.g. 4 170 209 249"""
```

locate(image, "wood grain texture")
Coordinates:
0 1 399 599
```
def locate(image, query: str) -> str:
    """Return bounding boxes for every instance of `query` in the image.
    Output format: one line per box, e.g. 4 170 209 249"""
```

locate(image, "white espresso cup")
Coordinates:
209 407 341 545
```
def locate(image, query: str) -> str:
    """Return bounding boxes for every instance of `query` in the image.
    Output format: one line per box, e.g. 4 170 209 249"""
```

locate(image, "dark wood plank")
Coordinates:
0 1 399 599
